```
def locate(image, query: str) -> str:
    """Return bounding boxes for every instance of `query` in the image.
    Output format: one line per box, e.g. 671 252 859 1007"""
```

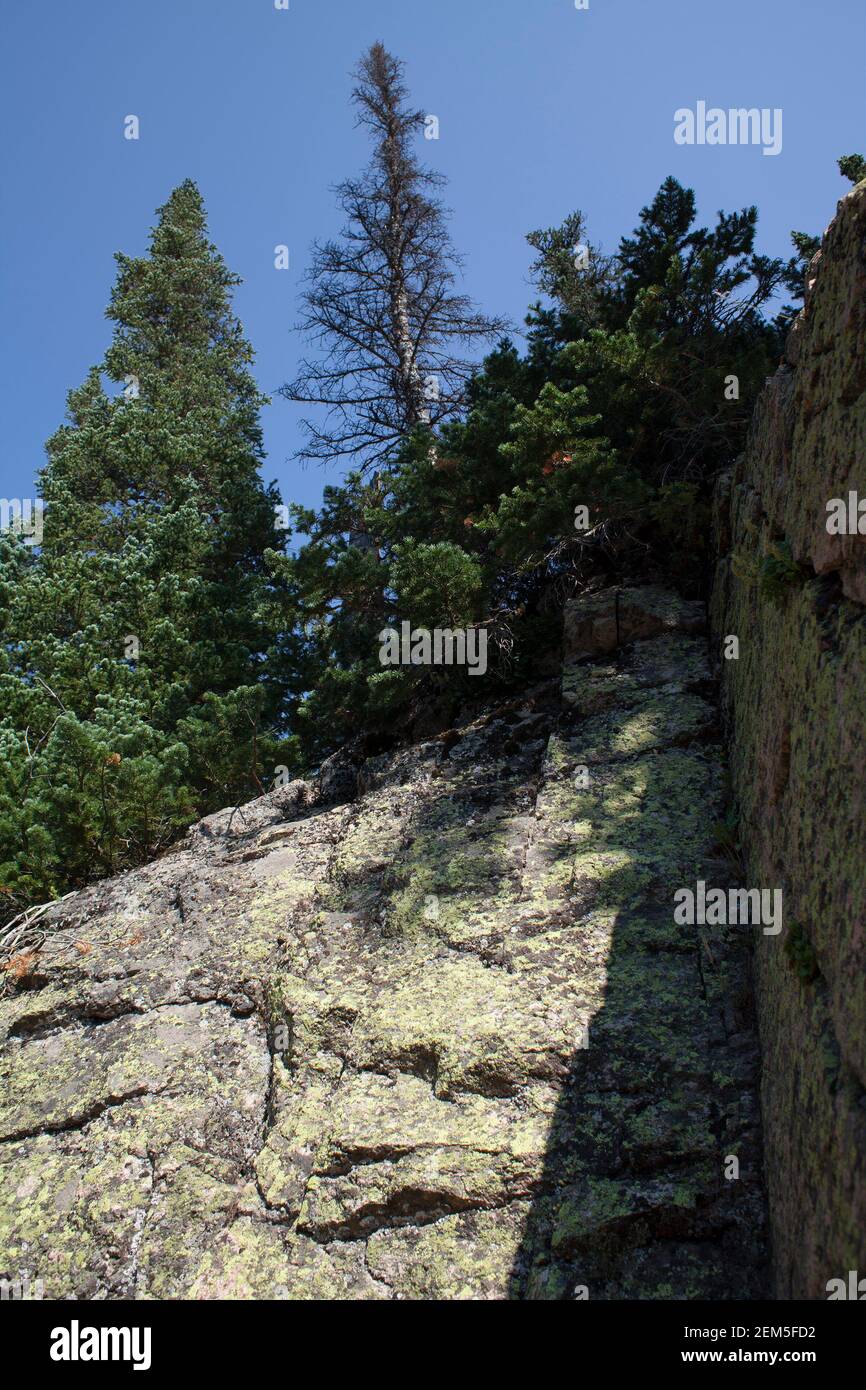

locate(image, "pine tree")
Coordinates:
0 182 290 904
838 153 866 185
523 178 788 487
274 175 799 758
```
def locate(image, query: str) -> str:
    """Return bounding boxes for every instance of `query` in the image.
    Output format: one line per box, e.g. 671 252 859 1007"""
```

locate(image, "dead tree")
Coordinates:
281 43 506 470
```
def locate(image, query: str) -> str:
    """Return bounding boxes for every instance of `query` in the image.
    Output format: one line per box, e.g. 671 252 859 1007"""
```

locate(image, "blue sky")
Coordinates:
1 0 863 514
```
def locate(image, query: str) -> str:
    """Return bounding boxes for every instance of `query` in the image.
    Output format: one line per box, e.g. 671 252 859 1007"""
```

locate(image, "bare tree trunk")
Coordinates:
280 43 506 469
380 95 427 429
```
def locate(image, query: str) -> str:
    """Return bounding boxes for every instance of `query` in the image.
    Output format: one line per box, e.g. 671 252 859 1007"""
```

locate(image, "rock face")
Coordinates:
711 181 866 1297
0 587 766 1299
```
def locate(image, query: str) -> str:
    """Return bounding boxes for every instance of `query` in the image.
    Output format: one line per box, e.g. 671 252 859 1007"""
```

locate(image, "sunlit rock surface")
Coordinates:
0 586 766 1299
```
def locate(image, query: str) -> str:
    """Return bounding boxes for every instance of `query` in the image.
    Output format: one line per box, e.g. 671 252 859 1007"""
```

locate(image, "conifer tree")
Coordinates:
273 175 800 758
838 153 866 184
0 182 289 904
281 43 506 470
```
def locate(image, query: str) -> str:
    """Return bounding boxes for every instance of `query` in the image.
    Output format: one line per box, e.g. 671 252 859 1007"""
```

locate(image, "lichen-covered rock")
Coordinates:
711 181 866 1297
564 586 705 660
0 588 765 1300
744 183 866 605
563 632 711 714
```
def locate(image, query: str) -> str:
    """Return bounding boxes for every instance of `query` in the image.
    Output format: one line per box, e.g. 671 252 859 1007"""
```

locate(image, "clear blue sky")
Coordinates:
1 0 863 514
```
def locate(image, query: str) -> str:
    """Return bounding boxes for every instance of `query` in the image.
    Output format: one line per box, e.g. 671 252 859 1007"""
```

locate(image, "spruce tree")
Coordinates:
0 182 289 904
